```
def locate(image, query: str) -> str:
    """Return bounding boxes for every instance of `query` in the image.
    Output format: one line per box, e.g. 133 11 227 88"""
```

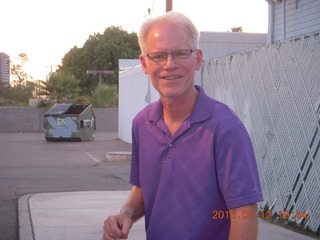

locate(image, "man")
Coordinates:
102 12 263 240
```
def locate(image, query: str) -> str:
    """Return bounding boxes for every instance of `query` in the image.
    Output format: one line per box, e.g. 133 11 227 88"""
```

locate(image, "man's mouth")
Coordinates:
162 75 181 80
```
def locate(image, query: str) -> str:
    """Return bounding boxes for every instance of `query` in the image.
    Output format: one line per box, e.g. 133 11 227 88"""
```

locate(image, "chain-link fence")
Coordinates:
202 31 320 233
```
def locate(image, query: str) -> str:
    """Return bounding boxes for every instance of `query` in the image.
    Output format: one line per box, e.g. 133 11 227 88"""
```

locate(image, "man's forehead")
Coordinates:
142 21 190 52
153 32 160 38
148 22 184 39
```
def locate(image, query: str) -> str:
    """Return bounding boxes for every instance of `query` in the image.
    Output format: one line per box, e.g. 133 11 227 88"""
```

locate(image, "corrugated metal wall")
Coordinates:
271 0 320 42
199 32 267 61
202 30 320 233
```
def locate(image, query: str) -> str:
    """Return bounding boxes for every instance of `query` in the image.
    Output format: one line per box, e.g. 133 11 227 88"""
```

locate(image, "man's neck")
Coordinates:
161 87 199 135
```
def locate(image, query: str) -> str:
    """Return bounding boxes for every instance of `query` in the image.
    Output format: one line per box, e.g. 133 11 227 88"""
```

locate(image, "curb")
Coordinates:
104 152 131 162
18 194 34 240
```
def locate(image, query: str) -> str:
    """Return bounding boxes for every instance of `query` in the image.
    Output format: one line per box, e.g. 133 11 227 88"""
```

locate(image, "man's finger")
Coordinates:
120 217 133 238
102 216 123 239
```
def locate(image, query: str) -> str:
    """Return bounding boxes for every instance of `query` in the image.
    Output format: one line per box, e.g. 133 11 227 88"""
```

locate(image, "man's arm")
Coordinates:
122 185 145 220
102 186 144 240
228 203 258 240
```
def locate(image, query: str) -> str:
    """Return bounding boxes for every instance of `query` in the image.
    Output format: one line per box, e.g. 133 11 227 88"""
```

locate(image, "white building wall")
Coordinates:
118 63 159 143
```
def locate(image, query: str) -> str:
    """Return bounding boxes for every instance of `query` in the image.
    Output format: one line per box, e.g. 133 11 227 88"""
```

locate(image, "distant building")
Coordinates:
119 59 141 72
0 52 10 86
199 31 267 61
196 31 267 85
265 0 320 43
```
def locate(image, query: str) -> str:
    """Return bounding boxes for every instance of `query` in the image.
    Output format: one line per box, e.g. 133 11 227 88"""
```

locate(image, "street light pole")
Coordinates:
166 0 172 12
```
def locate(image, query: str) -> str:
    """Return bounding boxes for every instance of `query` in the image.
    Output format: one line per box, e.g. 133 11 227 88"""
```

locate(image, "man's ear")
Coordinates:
195 49 203 71
139 55 149 74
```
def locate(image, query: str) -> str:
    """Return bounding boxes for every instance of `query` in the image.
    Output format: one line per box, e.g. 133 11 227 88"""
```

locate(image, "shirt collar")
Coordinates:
148 85 213 125
190 85 214 124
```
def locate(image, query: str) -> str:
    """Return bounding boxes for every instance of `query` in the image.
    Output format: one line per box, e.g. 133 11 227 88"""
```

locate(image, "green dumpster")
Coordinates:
43 104 96 141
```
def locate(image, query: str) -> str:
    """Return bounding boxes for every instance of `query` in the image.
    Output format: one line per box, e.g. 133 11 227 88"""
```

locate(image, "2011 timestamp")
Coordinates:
212 210 308 220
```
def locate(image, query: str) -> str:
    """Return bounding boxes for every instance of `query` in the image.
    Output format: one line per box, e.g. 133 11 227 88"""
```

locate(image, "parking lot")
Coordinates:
0 132 132 240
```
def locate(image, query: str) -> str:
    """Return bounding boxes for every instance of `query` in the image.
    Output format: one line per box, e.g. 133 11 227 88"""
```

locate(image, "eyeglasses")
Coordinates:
145 49 197 63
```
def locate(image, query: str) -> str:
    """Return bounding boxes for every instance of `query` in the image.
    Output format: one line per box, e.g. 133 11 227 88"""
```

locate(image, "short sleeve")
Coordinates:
215 123 263 209
130 119 141 187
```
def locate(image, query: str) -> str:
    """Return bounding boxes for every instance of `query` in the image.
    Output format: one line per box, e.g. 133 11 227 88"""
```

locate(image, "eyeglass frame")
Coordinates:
144 49 198 63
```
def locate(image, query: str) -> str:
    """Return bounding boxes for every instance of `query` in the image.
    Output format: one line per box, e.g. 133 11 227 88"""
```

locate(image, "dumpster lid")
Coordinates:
44 104 92 116
44 104 73 116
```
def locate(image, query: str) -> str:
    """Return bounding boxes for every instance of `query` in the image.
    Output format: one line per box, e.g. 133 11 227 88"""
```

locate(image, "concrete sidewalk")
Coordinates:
18 191 316 240
18 191 146 240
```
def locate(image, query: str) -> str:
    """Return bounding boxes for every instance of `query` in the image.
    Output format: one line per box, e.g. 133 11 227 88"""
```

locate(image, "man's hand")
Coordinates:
101 212 133 240
101 186 144 240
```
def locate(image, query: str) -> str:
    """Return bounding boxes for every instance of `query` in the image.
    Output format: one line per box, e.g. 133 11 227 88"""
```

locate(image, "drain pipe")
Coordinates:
282 0 286 40
266 0 275 44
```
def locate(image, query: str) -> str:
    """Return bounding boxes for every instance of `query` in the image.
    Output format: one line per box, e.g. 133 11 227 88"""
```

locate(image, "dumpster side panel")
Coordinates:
44 116 81 141
78 107 95 141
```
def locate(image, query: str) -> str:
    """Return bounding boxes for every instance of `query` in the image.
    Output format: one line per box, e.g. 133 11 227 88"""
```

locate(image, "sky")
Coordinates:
0 0 268 81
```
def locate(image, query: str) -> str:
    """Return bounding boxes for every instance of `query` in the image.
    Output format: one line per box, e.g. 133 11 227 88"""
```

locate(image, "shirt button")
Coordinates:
168 143 173 147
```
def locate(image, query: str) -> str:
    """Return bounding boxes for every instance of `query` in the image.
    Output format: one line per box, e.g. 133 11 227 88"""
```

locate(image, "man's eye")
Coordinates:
175 51 189 58
153 54 164 60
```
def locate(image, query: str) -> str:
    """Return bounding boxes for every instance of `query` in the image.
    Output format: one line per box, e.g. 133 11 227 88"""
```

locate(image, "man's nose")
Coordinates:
163 54 177 68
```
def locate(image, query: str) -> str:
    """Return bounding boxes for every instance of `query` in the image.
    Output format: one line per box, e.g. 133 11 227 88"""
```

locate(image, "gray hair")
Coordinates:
139 12 200 54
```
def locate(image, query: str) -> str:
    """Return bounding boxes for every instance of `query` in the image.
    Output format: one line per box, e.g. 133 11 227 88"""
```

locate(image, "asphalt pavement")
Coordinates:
1 132 317 239
0 131 132 240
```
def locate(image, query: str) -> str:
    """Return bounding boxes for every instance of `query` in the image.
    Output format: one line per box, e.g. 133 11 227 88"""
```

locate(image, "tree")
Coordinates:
59 26 140 95
11 53 33 85
38 72 80 104
0 53 36 105
7 81 35 104
0 82 12 106
0 82 8 97
228 26 244 32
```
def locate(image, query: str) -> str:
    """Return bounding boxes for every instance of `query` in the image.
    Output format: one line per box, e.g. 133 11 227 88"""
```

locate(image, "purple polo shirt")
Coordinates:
130 85 263 240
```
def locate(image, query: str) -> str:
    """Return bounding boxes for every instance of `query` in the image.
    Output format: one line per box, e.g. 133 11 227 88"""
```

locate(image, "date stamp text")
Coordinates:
212 210 308 220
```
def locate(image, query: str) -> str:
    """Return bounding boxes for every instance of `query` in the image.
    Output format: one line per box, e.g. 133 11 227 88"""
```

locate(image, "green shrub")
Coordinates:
90 84 118 108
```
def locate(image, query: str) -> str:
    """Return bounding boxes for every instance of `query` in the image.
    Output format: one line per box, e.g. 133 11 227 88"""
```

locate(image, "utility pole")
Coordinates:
86 70 114 85
166 0 172 12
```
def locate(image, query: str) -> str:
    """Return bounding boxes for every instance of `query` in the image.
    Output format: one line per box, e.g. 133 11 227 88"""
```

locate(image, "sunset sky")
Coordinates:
0 0 268 81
